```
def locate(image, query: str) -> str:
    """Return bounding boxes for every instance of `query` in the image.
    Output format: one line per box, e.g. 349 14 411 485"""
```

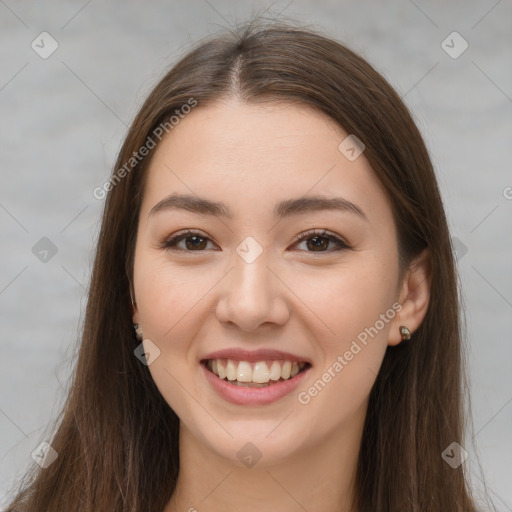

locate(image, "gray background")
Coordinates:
0 0 511 509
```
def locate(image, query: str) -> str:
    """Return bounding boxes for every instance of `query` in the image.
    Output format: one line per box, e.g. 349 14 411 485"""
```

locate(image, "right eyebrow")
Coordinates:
149 194 232 219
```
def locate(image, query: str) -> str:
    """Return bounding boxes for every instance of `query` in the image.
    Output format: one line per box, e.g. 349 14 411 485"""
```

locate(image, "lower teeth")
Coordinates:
228 379 283 387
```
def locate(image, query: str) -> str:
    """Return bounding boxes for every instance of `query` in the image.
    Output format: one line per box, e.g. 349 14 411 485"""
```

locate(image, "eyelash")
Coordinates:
160 228 350 254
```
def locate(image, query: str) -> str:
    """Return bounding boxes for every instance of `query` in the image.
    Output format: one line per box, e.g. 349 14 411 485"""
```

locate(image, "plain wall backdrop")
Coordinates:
1 0 511 509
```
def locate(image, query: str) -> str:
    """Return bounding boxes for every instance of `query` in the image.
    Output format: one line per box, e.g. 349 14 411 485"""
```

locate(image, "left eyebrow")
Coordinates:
148 193 367 221
274 195 367 221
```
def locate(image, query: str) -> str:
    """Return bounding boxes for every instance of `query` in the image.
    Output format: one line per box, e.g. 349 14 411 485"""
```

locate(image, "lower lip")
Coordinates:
201 362 311 406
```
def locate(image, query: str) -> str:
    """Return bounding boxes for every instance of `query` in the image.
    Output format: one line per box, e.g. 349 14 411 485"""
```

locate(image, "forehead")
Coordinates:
140 100 393 226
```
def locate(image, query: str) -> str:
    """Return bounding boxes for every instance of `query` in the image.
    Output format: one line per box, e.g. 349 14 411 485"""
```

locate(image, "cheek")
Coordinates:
291 258 398 429
290 256 398 343
133 254 211 339
133 256 213 422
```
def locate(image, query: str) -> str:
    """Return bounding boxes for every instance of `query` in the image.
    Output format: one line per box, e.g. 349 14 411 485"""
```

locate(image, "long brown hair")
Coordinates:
6 18 484 511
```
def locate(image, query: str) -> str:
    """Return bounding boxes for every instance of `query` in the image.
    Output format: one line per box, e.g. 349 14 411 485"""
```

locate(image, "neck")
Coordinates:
164 416 364 512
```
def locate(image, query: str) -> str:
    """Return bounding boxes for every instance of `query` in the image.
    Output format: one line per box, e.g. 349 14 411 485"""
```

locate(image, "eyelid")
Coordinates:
160 229 218 252
160 228 350 253
294 228 347 244
293 229 350 252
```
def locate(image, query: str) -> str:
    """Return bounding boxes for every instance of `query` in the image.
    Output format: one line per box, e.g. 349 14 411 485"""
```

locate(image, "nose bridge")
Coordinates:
233 244 272 297
216 238 289 330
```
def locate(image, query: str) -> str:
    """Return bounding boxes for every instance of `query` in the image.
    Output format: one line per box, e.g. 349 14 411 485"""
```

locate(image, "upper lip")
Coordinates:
201 348 311 364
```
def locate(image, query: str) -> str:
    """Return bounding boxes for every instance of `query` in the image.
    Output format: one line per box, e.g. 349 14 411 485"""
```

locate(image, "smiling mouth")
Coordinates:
203 358 311 388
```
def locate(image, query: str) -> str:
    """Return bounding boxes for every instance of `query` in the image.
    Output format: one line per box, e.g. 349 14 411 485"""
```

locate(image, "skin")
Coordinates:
131 99 431 512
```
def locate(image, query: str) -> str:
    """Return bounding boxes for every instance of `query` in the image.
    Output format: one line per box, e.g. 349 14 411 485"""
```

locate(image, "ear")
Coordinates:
131 292 140 325
388 248 432 346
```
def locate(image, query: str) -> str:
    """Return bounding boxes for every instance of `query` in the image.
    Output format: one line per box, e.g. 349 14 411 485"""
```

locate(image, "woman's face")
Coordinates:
132 100 405 466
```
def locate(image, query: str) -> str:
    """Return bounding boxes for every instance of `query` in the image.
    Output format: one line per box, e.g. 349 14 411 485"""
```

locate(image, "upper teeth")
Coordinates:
207 359 306 383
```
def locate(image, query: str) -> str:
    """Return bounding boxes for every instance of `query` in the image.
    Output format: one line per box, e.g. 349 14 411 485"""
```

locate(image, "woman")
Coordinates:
6 18 483 512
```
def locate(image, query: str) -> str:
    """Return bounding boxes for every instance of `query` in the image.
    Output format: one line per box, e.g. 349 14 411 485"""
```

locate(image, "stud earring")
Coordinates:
133 323 144 341
399 325 411 341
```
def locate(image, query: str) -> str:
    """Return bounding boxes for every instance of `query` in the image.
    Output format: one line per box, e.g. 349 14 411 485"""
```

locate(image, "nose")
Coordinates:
215 248 290 332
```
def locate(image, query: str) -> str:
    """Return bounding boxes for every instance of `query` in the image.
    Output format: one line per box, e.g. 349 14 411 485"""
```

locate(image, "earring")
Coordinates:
133 323 143 341
399 325 411 341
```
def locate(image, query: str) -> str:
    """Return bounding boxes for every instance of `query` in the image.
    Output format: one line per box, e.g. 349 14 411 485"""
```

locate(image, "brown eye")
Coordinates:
294 229 350 253
183 235 207 250
161 229 349 254
305 235 329 251
162 230 215 252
